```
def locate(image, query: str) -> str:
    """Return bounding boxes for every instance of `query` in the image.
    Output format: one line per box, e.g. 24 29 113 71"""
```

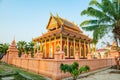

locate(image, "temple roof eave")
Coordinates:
32 28 61 42
33 28 92 43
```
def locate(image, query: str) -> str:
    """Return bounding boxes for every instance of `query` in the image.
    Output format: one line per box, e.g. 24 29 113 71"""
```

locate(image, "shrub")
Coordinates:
60 62 90 80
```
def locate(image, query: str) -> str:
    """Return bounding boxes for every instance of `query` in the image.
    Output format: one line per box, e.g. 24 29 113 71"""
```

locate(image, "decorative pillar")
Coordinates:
54 36 56 53
34 42 37 54
36 42 39 53
45 38 47 58
74 37 75 57
54 33 65 60
67 35 69 57
88 42 90 53
60 33 62 51
49 37 51 58
84 41 86 58
92 43 96 52
40 40 42 52
79 39 81 58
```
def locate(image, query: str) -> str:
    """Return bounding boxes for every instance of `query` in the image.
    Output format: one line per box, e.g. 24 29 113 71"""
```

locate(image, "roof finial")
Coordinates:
56 13 59 18
13 35 15 41
50 12 53 17
56 13 63 25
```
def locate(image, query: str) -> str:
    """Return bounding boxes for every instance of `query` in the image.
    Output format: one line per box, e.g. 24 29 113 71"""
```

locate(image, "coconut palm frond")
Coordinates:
80 0 120 44
81 7 105 18
82 25 99 31
93 25 109 44
89 0 103 9
80 20 98 27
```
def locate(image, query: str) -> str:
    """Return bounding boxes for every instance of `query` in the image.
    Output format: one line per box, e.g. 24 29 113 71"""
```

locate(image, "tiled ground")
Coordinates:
78 69 120 80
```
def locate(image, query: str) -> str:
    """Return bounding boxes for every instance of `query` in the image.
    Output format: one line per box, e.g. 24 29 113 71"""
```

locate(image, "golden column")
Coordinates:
92 43 96 52
60 33 62 51
88 42 90 53
45 38 47 58
84 41 86 58
34 42 37 54
67 35 69 57
74 37 75 57
79 39 81 58
40 40 42 52
49 37 51 58
36 42 39 53
54 36 56 53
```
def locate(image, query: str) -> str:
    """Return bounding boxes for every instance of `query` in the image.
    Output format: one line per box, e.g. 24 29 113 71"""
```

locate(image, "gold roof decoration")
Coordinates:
46 13 83 33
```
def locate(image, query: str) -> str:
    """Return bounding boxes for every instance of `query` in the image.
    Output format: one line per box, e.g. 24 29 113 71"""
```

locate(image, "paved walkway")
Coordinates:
79 69 120 80
63 67 120 80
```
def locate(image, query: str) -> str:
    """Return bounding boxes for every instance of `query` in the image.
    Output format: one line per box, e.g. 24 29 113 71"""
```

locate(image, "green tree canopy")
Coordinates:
17 41 34 57
80 0 120 45
0 43 9 60
0 43 9 54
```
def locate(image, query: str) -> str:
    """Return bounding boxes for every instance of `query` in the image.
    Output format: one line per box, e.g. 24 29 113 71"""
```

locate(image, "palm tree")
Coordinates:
17 41 27 57
27 41 34 57
24 43 29 55
0 43 9 54
0 44 3 53
80 0 120 46
0 43 9 60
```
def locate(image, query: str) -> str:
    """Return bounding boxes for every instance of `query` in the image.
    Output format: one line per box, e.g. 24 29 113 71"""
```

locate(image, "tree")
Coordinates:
0 43 9 54
60 62 90 80
0 43 9 60
27 41 34 57
17 41 27 57
17 41 35 57
80 0 120 46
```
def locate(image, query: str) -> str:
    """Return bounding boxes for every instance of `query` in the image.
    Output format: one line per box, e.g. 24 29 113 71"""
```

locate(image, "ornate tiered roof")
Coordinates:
46 14 82 32
33 14 92 42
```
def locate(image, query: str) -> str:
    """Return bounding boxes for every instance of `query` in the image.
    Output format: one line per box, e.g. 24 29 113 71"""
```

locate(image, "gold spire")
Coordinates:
56 14 63 25
50 12 53 17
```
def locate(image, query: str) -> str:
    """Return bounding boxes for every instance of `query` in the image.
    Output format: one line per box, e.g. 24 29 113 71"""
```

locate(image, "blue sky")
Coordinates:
0 0 93 43
1 0 113 49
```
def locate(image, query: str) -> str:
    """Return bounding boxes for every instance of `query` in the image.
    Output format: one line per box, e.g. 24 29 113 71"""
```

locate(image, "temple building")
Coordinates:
32 14 92 59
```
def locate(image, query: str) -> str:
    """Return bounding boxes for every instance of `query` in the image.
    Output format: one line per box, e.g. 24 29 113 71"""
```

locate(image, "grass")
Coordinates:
0 62 46 80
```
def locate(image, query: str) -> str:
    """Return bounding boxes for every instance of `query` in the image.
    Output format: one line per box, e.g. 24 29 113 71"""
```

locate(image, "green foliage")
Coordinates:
14 74 29 80
79 65 90 73
72 69 79 80
60 62 90 80
0 43 9 60
0 43 9 54
60 63 69 73
80 0 120 44
71 62 79 70
17 41 26 57
17 41 35 57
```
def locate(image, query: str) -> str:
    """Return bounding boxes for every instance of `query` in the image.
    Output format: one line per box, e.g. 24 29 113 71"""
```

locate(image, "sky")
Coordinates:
0 0 109 48
0 0 93 42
